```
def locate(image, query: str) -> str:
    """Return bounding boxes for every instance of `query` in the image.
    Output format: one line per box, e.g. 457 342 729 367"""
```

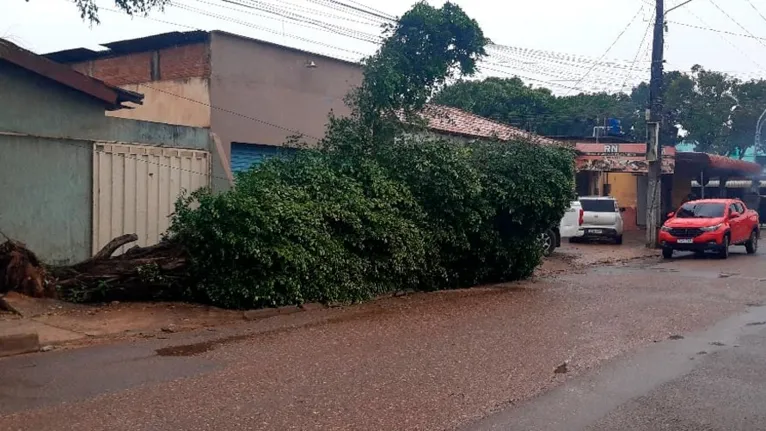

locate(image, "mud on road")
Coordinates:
2 243 766 431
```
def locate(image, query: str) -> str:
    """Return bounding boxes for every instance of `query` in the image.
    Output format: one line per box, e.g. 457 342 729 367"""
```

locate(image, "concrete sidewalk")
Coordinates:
0 292 242 355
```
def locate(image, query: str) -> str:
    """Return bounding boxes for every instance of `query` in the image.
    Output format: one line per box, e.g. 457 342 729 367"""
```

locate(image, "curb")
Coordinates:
0 332 40 358
242 303 325 321
241 292 420 322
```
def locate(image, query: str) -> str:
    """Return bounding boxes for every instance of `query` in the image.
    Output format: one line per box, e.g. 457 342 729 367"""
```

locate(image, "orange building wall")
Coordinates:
605 173 640 231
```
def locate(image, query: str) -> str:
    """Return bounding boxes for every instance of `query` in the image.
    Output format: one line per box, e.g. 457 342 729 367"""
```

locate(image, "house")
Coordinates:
417 105 568 147
45 30 364 188
0 38 214 264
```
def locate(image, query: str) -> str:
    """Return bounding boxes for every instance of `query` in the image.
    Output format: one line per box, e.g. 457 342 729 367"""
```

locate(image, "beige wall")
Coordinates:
209 31 363 153
607 173 638 208
107 78 211 128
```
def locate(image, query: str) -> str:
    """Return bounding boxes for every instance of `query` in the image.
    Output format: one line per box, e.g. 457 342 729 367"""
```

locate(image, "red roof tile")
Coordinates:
418 104 568 147
707 153 762 174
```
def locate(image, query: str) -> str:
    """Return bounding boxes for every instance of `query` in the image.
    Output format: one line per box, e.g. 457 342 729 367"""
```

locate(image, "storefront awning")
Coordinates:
675 152 762 178
575 143 675 174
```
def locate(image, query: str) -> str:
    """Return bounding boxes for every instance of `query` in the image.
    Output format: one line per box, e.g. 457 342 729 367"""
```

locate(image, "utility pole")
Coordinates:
646 0 665 248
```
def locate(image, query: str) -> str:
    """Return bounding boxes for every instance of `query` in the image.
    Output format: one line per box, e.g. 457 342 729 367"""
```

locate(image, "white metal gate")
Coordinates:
92 142 211 255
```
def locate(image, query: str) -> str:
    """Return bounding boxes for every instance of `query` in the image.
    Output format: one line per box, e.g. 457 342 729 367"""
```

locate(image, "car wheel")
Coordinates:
662 247 673 259
615 235 623 245
720 235 730 259
540 229 556 257
746 230 758 254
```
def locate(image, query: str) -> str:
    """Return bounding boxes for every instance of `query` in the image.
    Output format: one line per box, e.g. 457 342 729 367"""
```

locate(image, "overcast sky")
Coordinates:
4 0 766 94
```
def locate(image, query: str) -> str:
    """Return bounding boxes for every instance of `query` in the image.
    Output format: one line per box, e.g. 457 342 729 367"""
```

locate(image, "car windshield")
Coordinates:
676 202 725 218
580 199 615 213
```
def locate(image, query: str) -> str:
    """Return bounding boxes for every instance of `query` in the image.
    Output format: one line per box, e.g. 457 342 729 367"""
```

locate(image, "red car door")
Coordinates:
728 202 745 243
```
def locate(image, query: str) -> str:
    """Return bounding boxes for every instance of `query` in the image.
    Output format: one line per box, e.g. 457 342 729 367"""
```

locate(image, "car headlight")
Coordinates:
700 224 723 232
661 226 671 232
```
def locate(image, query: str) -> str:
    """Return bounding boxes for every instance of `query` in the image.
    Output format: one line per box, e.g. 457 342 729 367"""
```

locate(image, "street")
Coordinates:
3 243 766 430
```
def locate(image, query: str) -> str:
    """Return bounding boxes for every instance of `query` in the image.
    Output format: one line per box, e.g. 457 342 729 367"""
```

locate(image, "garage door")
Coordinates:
230 143 297 173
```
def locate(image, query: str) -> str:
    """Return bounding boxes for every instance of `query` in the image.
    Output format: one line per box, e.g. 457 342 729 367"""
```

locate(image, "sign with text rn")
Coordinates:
575 143 675 174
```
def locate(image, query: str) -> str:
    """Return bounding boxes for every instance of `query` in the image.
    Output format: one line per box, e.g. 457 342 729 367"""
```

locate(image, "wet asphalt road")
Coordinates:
467 303 766 431
4 245 766 430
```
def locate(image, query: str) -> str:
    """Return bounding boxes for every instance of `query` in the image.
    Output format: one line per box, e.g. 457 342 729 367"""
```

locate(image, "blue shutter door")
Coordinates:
230 143 296 173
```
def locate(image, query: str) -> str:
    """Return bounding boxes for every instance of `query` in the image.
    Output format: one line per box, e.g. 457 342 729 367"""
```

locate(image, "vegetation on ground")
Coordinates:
165 2 576 309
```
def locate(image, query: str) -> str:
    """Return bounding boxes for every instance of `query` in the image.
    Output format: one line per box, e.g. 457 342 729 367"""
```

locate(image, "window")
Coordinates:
729 204 739 216
735 202 746 213
580 199 617 213
676 202 726 218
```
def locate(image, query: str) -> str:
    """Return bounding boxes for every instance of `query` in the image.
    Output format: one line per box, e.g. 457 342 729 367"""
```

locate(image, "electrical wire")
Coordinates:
621 12 654 93
218 0 383 26
564 5 646 95
707 0 766 50
138 83 324 141
182 0 382 44
169 1 627 92
666 20 766 41
173 4 369 57
315 0 394 21
743 0 766 26
683 7 766 69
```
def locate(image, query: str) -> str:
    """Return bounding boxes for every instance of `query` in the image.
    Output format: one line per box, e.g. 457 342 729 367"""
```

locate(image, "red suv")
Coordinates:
660 198 760 259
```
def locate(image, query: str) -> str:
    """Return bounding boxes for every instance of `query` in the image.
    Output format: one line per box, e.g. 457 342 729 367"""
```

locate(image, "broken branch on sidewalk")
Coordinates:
0 234 189 303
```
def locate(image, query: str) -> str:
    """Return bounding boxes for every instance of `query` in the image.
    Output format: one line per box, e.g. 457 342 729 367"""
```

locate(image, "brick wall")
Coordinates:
71 43 210 85
159 44 210 80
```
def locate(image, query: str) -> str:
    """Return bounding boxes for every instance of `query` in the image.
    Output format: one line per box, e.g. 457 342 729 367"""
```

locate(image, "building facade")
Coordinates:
1 38 212 264
45 31 364 189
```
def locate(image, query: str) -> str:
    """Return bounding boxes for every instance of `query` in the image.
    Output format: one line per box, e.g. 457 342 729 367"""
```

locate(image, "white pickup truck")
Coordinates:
541 201 584 256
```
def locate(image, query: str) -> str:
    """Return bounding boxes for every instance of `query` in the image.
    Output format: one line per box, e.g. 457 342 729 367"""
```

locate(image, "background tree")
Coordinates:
60 0 169 24
345 1 488 138
430 77 555 131
433 67 766 157
677 66 741 155
729 78 766 158
433 78 641 138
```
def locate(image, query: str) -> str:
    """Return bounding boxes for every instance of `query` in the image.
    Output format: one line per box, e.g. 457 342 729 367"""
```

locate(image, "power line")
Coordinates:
182 0 381 45
667 19 766 40
743 0 766 26
205 0 383 43
301 0 392 24
102 5 366 61
565 5 646 95
140 83 324 141
682 7 766 69
488 44 652 68
218 0 383 26
707 0 766 50
315 0 394 21
483 57 644 91
621 13 654 92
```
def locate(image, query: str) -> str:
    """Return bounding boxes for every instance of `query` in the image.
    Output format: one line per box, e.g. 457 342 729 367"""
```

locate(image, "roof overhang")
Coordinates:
1 38 144 110
675 152 762 178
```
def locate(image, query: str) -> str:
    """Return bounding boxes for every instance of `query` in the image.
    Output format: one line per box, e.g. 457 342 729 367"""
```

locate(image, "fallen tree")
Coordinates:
0 234 189 303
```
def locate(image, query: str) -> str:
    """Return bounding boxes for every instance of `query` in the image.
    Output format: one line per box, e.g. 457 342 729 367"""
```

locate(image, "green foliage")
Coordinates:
349 1 488 135
168 138 574 309
67 0 169 24
165 1 575 309
434 68 766 157
168 152 431 308
433 77 641 139
371 137 575 287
